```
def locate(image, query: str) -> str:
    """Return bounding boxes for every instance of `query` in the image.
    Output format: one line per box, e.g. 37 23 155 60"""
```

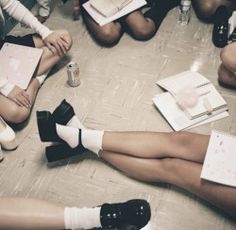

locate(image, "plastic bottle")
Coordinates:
178 0 191 25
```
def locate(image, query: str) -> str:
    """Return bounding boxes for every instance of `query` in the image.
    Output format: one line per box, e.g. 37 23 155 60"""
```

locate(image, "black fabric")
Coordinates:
0 34 35 49
144 0 180 29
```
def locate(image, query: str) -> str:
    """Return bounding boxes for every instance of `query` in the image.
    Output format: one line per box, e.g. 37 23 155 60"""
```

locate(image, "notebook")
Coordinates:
0 43 43 89
83 0 147 26
90 0 133 17
201 130 236 187
156 71 228 120
153 71 229 131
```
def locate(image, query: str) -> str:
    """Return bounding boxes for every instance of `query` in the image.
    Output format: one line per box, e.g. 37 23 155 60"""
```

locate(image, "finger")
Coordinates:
46 42 56 54
52 42 63 56
58 38 67 54
17 94 30 108
19 91 31 108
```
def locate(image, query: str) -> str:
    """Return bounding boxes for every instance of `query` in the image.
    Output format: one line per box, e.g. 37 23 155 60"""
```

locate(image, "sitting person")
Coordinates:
0 197 151 229
0 0 72 124
36 100 236 220
75 0 180 46
218 42 236 89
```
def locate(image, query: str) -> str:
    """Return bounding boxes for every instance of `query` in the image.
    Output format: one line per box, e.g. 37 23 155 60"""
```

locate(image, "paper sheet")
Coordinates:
83 0 147 26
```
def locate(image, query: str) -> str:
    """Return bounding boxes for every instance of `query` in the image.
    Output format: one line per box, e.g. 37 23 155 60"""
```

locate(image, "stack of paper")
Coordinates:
201 130 236 187
153 71 229 131
83 0 147 26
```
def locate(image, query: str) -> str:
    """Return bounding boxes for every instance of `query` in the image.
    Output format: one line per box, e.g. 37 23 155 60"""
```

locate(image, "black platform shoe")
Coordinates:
37 111 61 142
52 99 75 125
212 5 230 48
100 199 151 229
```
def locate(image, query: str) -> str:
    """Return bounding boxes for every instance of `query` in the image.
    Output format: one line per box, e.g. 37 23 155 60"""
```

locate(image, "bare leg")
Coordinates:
192 0 234 21
218 42 236 88
102 131 210 163
81 10 122 46
0 32 72 123
123 10 156 41
100 152 236 219
0 197 64 230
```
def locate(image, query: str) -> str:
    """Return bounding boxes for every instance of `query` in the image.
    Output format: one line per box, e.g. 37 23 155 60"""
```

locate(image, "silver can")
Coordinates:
67 62 80 87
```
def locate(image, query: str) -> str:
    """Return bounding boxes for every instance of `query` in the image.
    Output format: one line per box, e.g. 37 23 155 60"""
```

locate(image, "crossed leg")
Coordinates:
98 131 236 219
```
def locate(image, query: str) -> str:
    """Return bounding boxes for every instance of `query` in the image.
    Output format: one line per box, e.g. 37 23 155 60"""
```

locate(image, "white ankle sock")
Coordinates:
55 124 104 155
36 69 50 86
64 207 101 230
67 116 86 129
82 129 104 155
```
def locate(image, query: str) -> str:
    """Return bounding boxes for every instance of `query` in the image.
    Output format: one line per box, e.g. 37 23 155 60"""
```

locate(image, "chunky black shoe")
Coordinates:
100 199 151 229
52 99 75 125
37 111 61 142
212 5 229 48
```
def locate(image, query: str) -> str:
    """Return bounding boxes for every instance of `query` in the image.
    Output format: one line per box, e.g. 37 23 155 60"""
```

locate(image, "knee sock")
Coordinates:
64 206 101 229
56 124 104 155
144 0 180 29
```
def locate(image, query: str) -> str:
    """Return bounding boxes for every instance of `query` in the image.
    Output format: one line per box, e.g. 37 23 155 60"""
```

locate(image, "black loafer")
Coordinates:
100 199 151 229
212 5 229 48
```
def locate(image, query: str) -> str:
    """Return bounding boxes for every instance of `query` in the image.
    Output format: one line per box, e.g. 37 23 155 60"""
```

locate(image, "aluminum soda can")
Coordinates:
67 62 80 87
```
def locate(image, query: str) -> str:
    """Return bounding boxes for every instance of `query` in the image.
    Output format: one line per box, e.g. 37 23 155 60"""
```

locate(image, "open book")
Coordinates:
83 0 147 26
90 0 133 17
153 71 229 131
201 130 236 187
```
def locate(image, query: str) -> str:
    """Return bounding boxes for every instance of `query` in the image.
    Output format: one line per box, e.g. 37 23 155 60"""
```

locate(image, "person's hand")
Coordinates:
7 86 31 108
228 11 236 35
43 30 71 56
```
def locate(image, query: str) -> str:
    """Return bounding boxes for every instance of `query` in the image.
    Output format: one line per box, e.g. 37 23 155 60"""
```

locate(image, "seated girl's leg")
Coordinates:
192 0 234 21
123 10 156 41
218 42 236 88
80 7 122 46
100 152 236 219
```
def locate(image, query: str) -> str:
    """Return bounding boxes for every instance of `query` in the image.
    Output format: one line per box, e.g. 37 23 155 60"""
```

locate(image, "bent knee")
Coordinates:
95 27 122 46
6 105 30 124
220 44 236 71
131 25 155 41
193 1 217 21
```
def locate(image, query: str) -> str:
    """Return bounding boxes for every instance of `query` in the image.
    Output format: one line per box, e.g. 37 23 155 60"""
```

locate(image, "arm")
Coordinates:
0 0 52 39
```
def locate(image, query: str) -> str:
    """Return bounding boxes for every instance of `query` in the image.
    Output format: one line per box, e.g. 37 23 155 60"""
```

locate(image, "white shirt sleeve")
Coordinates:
0 0 52 39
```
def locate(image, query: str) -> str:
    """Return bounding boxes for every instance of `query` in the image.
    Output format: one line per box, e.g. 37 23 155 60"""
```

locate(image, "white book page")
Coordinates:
83 0 147 26
201 130 236 187
156 71 210 94
152 93 229 131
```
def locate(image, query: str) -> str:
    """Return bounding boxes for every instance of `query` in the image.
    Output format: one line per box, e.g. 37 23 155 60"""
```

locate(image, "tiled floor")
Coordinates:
1 1 236 229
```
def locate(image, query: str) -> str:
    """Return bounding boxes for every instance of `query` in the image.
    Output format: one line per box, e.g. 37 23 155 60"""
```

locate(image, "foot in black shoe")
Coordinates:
52 99 75 125
100 199 151 229
212 5 229 48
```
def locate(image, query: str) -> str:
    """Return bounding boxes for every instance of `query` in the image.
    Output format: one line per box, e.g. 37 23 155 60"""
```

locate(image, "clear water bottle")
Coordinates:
178 0 191 25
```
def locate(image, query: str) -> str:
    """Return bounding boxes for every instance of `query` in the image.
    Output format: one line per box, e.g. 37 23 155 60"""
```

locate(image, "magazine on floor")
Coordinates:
201 130 236 187
153 71 229 131
83 0 147 26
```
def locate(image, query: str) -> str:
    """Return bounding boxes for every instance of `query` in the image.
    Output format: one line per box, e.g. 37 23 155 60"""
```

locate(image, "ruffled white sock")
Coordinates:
55 124 104 155
67 116 86 129
64 207 101 230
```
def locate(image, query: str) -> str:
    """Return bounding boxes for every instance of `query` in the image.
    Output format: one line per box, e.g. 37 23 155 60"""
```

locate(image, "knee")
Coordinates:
6 105 30 124
170 131 191 148
131 25 155 41
96 27 122 47
220 44 236 71
193 1 216 21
